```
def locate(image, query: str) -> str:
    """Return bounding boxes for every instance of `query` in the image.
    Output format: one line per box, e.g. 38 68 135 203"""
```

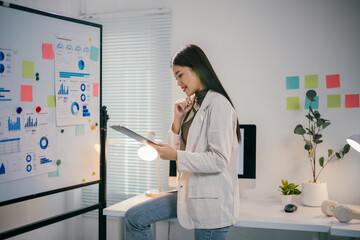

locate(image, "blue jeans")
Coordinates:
125 191 230 240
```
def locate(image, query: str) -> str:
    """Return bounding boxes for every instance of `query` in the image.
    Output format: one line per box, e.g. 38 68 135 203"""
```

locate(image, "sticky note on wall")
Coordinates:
327 95 341 108
345 94 359 108
305 74 318 88
305 96 319 109
326 74 340 88
286 76 299 90
286 97 300 110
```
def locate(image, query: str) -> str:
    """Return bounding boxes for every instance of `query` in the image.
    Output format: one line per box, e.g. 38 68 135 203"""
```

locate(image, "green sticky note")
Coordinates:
90 46 99 62
48 166 59 177
22 61 34 78
305 74 318 88
47 95 56 107
75 124 85 136
327 94 341 108
287 97 300 110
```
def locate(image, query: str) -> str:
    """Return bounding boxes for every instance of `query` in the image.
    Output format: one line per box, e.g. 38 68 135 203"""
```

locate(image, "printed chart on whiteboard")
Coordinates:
0 109 56 183
55 32 94 126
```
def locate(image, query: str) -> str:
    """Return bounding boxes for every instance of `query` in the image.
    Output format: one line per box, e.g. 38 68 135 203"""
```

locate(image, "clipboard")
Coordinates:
110 125 158 146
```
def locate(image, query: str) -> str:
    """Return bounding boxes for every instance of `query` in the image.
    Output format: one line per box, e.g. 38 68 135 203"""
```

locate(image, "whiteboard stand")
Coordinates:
0 3 106 239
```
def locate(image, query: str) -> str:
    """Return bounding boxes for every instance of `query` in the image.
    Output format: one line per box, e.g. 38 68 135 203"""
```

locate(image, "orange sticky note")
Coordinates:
326 74 340 88
42 43 55 59
93 83 99 97
21 85 33 102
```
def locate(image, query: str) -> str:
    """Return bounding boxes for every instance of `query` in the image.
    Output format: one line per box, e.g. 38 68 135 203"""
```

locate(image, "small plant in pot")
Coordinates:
293 90 350 206
278 179 301 205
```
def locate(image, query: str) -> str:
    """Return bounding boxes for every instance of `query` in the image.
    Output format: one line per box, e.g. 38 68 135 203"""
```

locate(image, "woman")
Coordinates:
125 44 240 240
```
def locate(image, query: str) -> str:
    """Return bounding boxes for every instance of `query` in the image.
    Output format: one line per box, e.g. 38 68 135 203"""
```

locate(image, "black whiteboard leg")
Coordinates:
99 106 109 240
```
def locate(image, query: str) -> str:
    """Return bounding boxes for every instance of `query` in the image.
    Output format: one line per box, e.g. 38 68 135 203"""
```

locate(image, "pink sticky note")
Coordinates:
345 94 359 108
326 74 340 88
93 83 99 97
21 85 33 102
42 43 55 59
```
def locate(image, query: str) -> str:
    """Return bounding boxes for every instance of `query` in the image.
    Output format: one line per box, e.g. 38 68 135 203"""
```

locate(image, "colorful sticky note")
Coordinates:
42 43 55 59
75 124 85 136
327 95 341 108
305 96 319 109
48 166 59 177
21 85 33 102
286 97 300 110
345 94 359 108
90 46 99 62
326 74 340 88
305 74 318 88
47 95 56 107
93 83 99 97
286 76 299 90
22 61 34 78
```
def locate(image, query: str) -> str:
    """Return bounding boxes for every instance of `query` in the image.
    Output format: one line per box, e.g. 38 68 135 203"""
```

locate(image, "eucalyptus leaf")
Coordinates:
322 122 331 129
294 124 306 135
306 90 317 101
319 157 324 167
328 149 333 157
317 119 325 127
336 152 341 159
305 114 314 121
314 134 322 141
343 144 350 154
314 111 320 119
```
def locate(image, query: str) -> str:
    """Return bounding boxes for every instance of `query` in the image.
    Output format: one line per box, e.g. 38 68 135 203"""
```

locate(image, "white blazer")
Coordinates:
166 90 240 229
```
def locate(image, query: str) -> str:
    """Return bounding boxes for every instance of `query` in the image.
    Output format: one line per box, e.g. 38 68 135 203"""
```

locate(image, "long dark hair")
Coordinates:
171 44 241 143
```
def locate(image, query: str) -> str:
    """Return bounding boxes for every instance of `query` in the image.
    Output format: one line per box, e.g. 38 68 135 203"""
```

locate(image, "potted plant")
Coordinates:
278 179 301 205
293 90 350 206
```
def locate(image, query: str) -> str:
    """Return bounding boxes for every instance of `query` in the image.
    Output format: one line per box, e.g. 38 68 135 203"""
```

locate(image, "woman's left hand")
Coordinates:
152 143 177 160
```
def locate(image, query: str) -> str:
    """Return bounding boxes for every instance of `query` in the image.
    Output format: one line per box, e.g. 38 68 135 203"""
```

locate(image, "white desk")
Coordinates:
104 194 360 239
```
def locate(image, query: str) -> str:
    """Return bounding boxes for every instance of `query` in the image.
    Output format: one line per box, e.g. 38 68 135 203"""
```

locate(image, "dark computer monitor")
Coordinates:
168 124 256 189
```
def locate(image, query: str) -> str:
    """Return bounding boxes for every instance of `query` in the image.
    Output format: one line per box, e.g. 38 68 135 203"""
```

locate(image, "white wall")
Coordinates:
1 0 360 240
171 0 360 205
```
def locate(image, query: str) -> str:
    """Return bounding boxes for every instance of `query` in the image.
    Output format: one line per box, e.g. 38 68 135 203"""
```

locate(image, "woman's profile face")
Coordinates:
172 65 205 96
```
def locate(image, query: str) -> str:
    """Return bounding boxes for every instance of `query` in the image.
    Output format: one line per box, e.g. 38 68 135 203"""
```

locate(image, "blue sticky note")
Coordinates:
286 76 300 90
90 46 99 62
48 166 59 177
305 96 319 109
75 124 85 136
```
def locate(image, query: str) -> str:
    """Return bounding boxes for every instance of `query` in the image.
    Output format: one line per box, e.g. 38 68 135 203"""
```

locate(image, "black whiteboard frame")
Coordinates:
0 2 106 239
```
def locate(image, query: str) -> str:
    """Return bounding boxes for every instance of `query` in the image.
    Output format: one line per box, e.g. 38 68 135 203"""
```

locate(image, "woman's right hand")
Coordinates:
172 96 194 134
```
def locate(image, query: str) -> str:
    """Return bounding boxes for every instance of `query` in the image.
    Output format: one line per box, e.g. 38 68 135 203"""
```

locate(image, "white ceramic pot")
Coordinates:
280 194 292 206
301 181 329 207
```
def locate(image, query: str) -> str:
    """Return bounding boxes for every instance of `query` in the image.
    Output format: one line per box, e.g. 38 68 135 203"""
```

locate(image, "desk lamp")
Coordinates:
137 132 164 197
346 134 360 152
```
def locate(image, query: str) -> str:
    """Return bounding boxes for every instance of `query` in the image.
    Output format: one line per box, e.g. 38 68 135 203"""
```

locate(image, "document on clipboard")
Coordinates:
110 125 158 146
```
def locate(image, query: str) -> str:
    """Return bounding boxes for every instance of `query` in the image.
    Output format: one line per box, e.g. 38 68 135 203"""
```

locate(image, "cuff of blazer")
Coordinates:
167 128 181 146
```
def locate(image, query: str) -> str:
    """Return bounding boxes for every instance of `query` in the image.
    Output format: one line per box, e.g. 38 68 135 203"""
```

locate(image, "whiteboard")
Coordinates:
0 4 102 204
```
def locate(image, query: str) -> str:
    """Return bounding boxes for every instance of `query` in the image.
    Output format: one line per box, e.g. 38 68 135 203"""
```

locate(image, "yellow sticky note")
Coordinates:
22 61 34 78
287 97 300 110
305 74 318 88
47 95 56 107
